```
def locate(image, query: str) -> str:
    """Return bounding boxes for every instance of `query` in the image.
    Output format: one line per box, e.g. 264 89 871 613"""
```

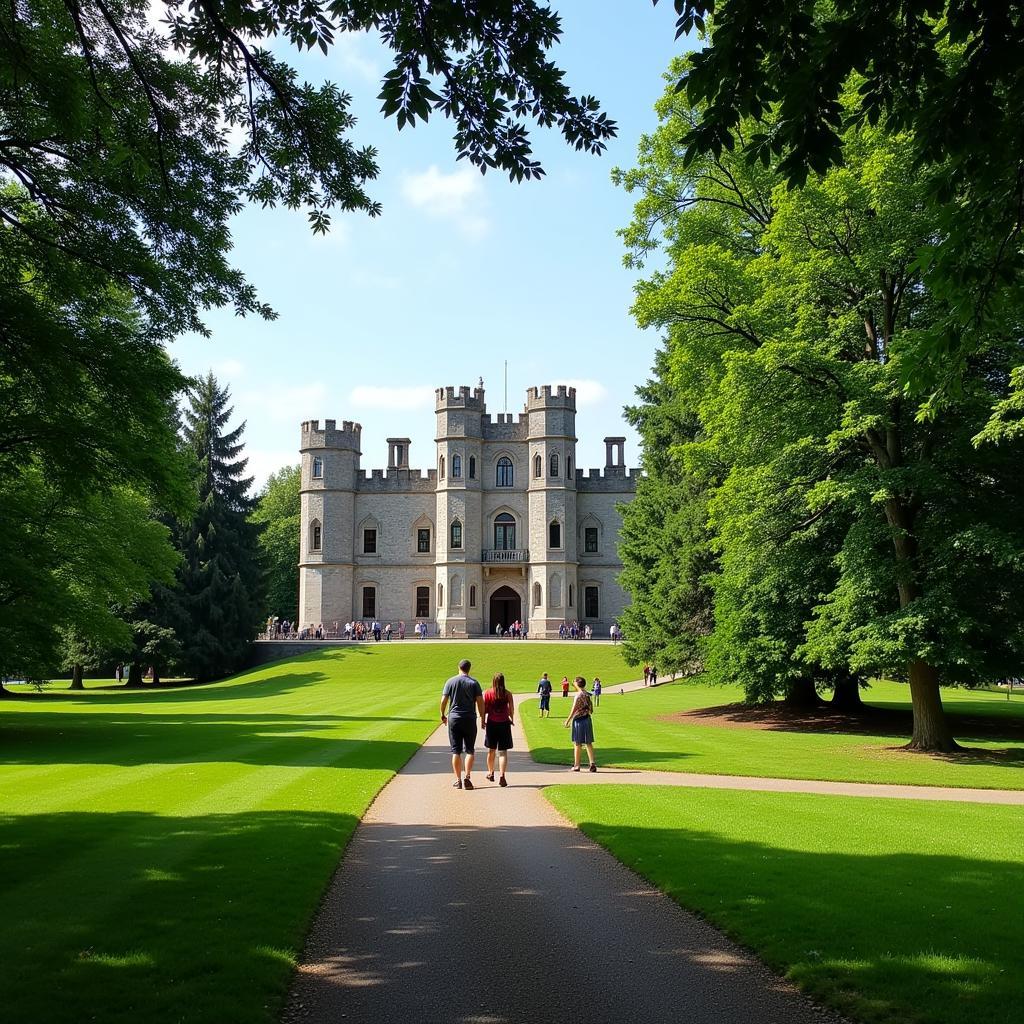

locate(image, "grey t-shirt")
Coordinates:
442 674 483 718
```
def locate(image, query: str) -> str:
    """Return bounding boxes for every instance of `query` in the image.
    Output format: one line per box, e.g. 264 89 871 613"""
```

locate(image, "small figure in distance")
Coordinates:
440 658 485 790
650 665 658 687
537 672 553 717
642 664 650 686
561 675 570 699
564 676 597 773
593 676 602 707
483 672 515 787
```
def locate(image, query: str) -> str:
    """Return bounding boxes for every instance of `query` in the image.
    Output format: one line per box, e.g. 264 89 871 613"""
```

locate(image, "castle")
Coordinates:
298 385 638 638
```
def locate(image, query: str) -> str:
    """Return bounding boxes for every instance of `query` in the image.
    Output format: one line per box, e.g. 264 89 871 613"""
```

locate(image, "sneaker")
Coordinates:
499 776 508 787
589 763 597 773
570 766 580 772
463 777 474 790
485 773 495 782
452 779 462 789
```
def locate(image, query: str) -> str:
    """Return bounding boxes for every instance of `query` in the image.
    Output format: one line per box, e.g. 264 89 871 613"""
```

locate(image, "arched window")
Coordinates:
310 519 322 552
469 456 476 479
496 456 513 487
452 454 462 478
494 512 516 550
469 584 477 607
450 519 463 549
439 455 445 479
549 520 561 549
550 452 559 477
312 456 323 479
438 582 444 609
534 453 542 478
568 583 574 608
533 582 542 608
567 457 572 479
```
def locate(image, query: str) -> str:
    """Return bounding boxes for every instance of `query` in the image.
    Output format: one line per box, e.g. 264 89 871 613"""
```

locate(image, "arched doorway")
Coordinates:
488 585 521 635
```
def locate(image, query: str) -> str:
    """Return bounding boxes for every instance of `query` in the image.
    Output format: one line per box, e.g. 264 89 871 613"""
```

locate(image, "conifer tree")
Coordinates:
177 373 265 682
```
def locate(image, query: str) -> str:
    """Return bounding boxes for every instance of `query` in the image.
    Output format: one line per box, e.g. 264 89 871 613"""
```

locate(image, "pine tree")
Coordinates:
177 373 265 682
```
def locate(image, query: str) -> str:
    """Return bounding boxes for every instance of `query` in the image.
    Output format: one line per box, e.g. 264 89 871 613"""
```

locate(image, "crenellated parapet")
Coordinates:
526 384 576 411
356 468 438 493
576 467 642 492
435 385 486 410
481 413 528 441
300 418 362 452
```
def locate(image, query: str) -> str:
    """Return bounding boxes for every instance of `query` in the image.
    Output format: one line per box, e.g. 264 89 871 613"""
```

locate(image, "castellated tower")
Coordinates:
526 385 578 637
299 418 361 627
434 386 486 637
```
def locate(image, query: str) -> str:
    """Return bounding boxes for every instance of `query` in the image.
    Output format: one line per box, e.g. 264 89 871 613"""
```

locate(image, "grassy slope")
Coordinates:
0 643 630 1024
546 785 1024 1024
522 679 1024 789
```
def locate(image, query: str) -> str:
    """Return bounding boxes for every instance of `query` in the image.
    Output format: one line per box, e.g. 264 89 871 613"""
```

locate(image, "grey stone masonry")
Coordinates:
297 386 637 637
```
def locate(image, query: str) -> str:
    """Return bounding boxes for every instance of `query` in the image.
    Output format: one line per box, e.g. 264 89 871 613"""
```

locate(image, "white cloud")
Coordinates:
349 385 436 411
400 165 489 239
334 32 381 84
213 357 245 379
554 379 609 407
243 382 330 424
246 448 300 492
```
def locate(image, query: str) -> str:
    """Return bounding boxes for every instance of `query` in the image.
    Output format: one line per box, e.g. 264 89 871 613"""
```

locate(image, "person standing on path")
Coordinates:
561 676 570 698
593 677 602 706
537 672 553 717
564 676 597 772
482 672 515 787
650 665 658 686
440 659 485 790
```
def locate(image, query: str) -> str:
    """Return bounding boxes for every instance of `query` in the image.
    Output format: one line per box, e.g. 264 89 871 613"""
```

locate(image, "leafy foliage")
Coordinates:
252 464 300 623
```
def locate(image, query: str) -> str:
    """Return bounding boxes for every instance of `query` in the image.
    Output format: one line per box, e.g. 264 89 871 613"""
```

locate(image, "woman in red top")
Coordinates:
482 672 515 787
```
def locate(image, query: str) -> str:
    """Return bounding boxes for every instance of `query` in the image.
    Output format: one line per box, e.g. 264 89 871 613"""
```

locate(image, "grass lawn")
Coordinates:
0 642 631 1024
546 785 1024 1024
522 678 1024 789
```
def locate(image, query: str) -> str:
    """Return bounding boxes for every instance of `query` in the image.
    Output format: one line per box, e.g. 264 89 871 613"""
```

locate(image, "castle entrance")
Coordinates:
488 586 521 636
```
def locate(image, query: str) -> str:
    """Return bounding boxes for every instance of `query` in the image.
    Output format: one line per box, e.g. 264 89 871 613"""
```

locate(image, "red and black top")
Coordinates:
483 688 512 723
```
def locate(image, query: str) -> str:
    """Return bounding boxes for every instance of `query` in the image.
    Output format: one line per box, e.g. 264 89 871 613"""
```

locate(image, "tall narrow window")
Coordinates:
567 457 572 479
496 456 513 487
439 455 445 479
469 456 476 479
534 453 542 478
438 583 444 609
584 527 598 553
568 583 574 608
533 582 542 608
450 520 463 549
362 586 376 618
549 520 561 549
395 444 404 465
452 454 462 478
494 513 516 550
416 586 429 617
550 452 559 477
469 585 477 608
363 528 377 554
310 520 322 552
312 456 323 479
584 586 599 618
417 528 431 553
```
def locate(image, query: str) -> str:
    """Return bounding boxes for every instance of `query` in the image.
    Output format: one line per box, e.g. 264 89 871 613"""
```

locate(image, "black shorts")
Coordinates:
448 717 477 755
484 721 514 751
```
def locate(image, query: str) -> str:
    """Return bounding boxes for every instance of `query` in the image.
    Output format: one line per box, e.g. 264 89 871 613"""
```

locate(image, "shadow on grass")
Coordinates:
528 744 696 767
0 809 359 1024
570 816 1023 1024
0 710 427 769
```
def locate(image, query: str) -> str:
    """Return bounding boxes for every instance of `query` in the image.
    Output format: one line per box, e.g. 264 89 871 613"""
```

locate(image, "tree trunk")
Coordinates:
784 677 823 708
905 659 960 752
125 663 145 688
830 673 864 710
0 681 11 698
69 663 85 690
151 667 161 686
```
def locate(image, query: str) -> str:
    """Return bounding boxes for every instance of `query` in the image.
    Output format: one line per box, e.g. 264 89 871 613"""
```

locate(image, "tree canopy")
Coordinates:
252 464 300 624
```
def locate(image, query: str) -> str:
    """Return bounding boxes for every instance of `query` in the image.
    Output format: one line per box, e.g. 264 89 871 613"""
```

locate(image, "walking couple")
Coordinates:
440 659 514 790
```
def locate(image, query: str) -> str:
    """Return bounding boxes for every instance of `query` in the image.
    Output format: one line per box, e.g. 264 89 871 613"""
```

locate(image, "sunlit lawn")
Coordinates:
522 678 1024 789
0 642 632 1024
547 785 1024 1024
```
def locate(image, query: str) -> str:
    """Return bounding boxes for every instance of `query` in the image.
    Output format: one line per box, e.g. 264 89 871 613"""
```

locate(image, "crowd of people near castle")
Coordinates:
260 616 624 642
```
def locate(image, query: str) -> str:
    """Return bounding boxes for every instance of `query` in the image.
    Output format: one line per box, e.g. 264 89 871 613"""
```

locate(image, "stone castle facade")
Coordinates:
298 385 637 638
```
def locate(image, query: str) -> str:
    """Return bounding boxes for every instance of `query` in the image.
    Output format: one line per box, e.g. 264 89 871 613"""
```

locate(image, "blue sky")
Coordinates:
170 3 684 488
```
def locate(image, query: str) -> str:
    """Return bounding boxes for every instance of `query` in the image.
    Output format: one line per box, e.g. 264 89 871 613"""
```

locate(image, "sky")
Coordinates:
169 3 685 489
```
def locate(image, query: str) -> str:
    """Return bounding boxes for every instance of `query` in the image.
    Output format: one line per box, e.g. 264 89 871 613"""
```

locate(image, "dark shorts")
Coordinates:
539 694 551 710
448 716 477 755
484 721 514 751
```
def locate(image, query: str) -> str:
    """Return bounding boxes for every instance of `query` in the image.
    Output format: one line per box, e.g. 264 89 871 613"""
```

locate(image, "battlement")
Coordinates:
356 468 438 493
576 467 642 492
300 418 362 451
526 384 577 411
481 412 529 440
435 385 486 410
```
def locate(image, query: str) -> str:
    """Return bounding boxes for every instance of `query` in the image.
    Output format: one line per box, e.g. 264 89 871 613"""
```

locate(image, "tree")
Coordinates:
252 464 300 624
1 1 616 342
654 1 1024 407
617 62 1024 750
176 372 264 682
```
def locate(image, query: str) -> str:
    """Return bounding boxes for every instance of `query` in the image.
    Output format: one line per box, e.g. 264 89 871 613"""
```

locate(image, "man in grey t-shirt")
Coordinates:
440 658 485 790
